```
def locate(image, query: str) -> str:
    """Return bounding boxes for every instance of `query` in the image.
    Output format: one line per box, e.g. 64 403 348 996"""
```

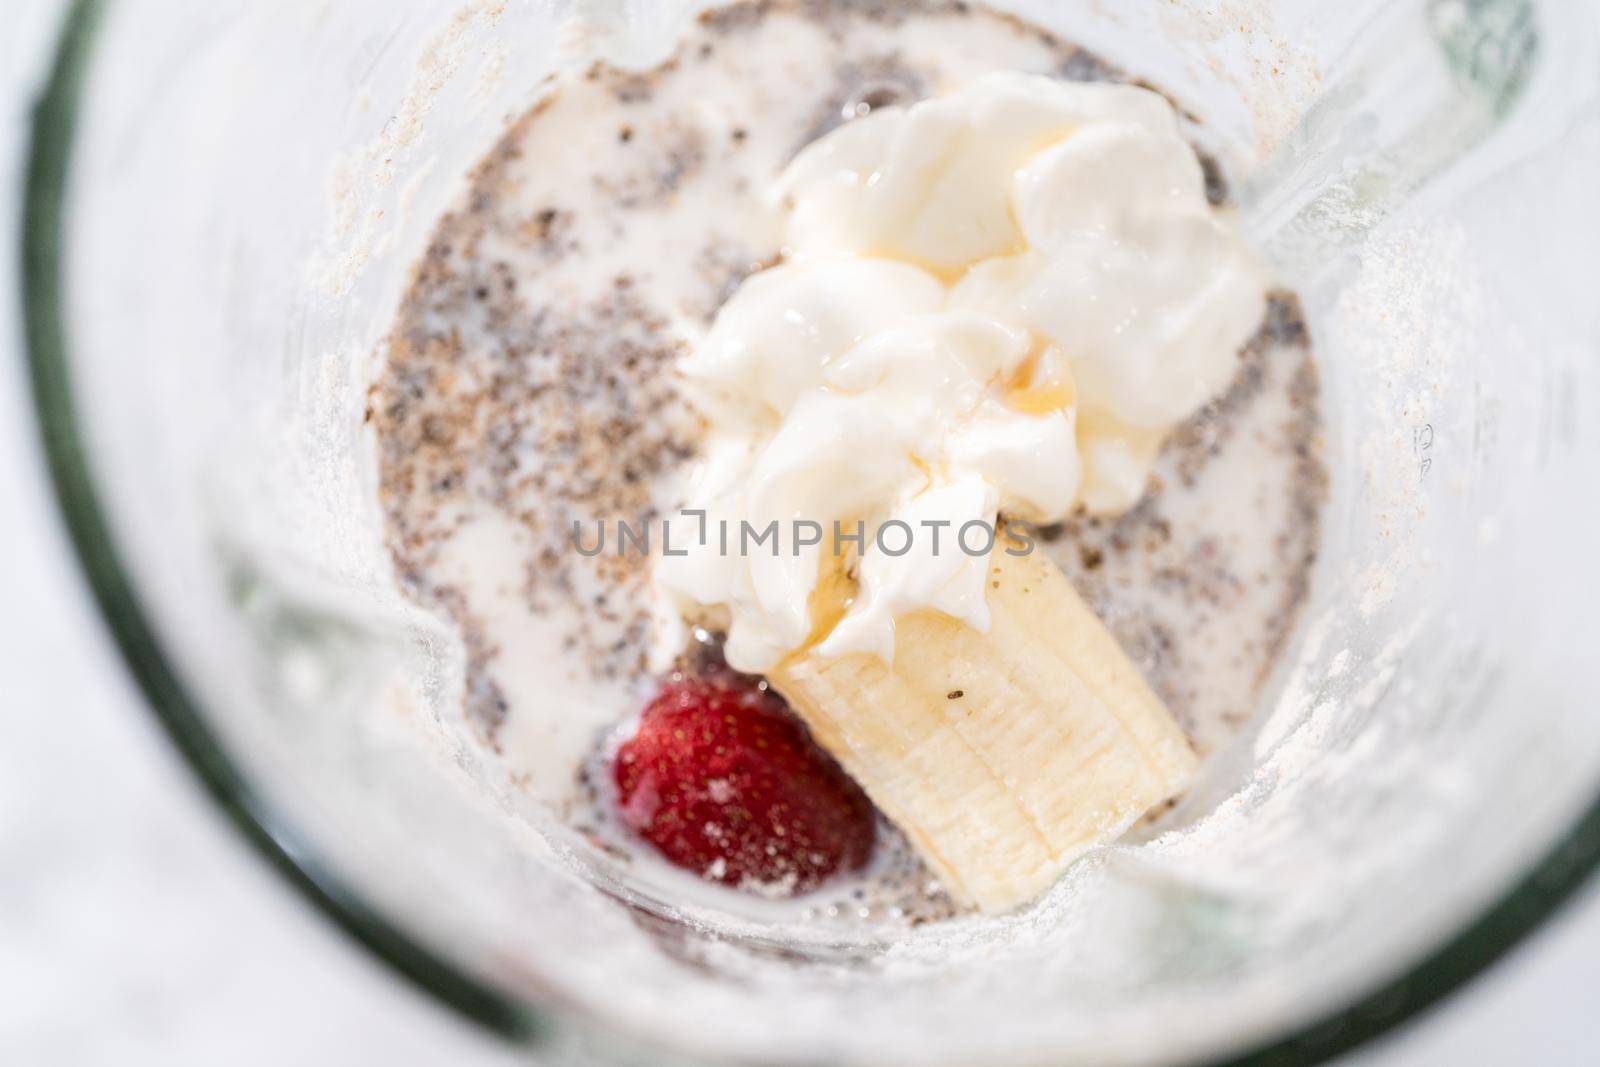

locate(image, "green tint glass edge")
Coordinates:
18 1 1600 1065
18 0 541 1045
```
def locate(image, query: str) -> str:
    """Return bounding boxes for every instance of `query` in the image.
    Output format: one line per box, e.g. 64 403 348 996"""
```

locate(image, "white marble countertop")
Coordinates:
3 3 1598 1064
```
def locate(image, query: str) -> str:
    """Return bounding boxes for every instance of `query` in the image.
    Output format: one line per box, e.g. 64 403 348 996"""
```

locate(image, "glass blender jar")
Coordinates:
21 0 1600 1064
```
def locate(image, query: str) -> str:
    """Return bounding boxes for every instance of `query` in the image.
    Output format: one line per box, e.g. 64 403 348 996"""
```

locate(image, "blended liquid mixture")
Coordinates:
372 0 1326 924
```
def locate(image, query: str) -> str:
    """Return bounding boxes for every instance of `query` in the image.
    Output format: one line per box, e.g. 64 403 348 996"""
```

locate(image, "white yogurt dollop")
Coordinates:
655 72 1267 673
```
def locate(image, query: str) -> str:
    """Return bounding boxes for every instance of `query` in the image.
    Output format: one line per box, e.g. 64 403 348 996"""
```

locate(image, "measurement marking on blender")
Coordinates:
1415 422 1436 480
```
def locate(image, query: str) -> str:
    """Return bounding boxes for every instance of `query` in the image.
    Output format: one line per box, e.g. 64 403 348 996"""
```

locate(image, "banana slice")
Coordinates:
768 544 1196 913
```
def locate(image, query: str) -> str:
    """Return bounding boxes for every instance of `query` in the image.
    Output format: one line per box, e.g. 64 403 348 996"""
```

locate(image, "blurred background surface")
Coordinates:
3 2 1597 1063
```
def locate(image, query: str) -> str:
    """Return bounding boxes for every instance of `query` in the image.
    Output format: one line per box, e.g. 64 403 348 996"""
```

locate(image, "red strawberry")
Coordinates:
613 665 875 893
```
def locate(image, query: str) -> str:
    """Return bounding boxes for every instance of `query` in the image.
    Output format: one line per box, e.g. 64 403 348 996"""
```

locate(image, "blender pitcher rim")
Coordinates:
18 1 1600 1065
